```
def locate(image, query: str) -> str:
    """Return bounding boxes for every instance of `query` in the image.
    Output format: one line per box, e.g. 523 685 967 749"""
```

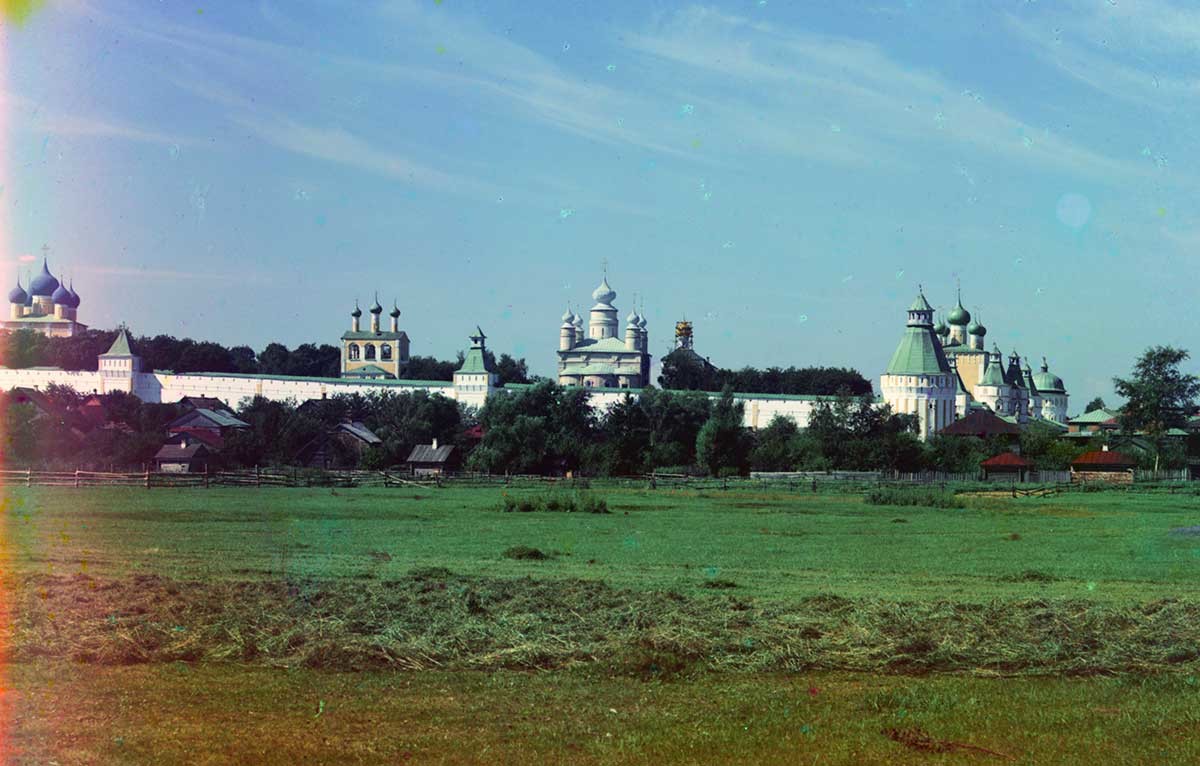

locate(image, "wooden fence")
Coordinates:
0 465 1192 491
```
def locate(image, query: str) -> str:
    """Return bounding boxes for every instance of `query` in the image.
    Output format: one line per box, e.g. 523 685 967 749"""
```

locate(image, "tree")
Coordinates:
750 415 801 472
1084 397 1107 414
490 353 532 385
1113 346 1200 470
695 388 752 476
602 393 651 475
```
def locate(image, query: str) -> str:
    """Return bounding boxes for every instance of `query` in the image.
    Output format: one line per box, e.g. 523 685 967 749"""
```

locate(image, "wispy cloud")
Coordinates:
1 90 190 147
623 6 1153 182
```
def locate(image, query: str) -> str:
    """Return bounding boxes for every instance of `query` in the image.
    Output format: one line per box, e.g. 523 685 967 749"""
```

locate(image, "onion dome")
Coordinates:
351 301 362 318
561 307 575 326
638 314 647 329
968 316 986 336
369 294 383 314
68 280 80 308
626 309 639 326
934 317 949 336
52 281 72 305
592 275 616 304
29 259 59 297
1033 358 1065 393
8 279 27 304
390 302 401 319
946 292 971 326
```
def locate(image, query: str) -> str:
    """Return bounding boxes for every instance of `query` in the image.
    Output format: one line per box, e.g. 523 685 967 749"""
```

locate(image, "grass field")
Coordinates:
4 483 1200 763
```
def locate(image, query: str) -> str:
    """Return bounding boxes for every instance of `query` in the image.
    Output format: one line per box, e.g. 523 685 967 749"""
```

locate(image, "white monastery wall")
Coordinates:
2 366 840 430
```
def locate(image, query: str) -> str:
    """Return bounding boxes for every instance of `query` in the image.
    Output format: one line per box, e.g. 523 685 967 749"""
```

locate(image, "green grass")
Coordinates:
9 662 1200 765
5 484 1200 601
6 484 1200 763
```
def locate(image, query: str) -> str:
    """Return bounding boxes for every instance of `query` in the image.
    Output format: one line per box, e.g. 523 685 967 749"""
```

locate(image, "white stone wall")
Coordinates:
3 365 863 432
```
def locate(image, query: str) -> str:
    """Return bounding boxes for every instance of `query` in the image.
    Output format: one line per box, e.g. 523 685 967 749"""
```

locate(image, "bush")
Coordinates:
863 486 964 509
502 546 551 561
496 492 610 514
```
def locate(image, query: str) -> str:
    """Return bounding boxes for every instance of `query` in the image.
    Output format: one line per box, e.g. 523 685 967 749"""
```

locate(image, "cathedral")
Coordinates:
882 287 1069 440
3 258 86 338
557 273 651 388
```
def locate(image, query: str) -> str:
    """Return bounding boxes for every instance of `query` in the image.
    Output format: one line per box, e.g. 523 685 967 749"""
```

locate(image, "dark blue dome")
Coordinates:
52 282 71 304
29 259 59 297
8 280 27 304
68 281 80 308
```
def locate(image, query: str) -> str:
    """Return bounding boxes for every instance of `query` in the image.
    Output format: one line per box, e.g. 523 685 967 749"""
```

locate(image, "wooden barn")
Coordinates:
1070 447 1136 485
154 435 212 473
295 420 383 469
406 439 459 476
981 451 1032 482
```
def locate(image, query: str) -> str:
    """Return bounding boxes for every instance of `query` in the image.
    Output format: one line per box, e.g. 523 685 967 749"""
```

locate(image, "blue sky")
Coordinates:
2 0 1198 405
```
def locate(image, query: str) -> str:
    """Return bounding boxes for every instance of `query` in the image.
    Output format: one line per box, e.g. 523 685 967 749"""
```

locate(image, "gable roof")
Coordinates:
1072 449 1136 469
981 451 1031 468
1069 408 1121 425
167 408 250 430
406 444 456 464
179 395 235 415
336 420 382 445
938 409 1022 437
154 441 210 461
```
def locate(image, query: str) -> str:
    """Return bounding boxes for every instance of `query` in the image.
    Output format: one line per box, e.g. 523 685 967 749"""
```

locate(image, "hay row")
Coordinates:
11 571 1200 677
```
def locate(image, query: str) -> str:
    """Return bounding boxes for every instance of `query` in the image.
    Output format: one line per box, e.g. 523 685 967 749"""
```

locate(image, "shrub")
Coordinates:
502 545 551 561
578 494 610 514
864 487 964 509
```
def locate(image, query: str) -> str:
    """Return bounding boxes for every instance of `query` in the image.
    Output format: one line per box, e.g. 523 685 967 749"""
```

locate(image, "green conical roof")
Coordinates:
885 325 951 375
908 291 933 312
980 355 1007 387
102 328 135 357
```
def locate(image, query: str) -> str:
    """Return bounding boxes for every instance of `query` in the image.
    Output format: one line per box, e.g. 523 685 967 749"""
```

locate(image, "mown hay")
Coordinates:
11 571 1200 677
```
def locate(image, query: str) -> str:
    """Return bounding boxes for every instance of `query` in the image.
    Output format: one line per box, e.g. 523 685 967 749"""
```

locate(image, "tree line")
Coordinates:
0 328 531 384
657 348 873 396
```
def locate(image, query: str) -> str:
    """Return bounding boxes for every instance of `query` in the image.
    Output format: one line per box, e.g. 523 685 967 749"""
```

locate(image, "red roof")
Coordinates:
1072 450 1136 469
938 410 1022 437
981 452 1031 468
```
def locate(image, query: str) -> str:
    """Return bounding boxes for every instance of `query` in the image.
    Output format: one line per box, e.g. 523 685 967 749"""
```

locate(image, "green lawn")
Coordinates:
4 484 1200 764
5 485 1200 601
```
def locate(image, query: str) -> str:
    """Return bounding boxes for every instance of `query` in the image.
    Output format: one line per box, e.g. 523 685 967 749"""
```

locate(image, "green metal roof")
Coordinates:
908 292 933 312
343 364 394 378
182 371 452 388
980 357 1006 387
503 382 875 403
885 326 951 375
559 363 625 376
565 337 638 354
1069 408 1120 424
102 329 135 357
457 348 494 375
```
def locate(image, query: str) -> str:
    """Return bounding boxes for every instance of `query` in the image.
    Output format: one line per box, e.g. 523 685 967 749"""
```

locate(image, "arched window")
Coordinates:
380 343 392 361
365 344 376 361
348 344 360 361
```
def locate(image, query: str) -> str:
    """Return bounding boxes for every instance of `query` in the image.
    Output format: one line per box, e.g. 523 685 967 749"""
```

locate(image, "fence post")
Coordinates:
145 470 151 490
75 469 80 489
26 468 31 487
204 465 210 489
256 465 261 488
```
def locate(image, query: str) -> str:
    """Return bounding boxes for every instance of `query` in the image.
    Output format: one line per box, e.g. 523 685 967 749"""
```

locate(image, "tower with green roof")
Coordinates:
879 288 957 441
453 327 499 410
98 326 142 394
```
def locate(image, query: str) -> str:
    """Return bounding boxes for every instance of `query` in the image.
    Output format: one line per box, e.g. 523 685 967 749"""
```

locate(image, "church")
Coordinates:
557 272 651 388
339 295 411 379
4 257 86 338
882 287 1069 440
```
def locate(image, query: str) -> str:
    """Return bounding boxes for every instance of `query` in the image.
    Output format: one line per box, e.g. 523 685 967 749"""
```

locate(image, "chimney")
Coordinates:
432 437 439 450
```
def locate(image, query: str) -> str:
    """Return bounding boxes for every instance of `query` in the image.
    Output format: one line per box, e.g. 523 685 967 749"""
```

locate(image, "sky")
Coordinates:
1 0 1197 406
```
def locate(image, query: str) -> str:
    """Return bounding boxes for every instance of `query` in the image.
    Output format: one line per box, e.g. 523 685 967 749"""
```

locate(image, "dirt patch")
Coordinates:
883 726 1014 759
